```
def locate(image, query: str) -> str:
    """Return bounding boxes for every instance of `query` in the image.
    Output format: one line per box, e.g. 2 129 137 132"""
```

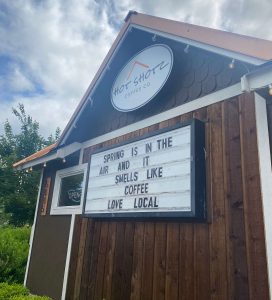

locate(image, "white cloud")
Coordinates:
8 66 35 92
219 0 272 40
0 0 118 136
120 0 272 39
0 0 271 139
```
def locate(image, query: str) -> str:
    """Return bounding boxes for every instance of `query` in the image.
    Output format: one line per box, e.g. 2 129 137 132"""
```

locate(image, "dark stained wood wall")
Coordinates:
66 93 269 300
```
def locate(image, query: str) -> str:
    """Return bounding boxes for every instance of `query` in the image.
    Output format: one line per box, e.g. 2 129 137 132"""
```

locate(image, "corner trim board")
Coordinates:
255 92 272 298
24 169 44 286
61 214 75 300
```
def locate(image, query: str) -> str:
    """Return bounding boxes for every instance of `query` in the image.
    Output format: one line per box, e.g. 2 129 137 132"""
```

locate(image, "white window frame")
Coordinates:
50 164 88 215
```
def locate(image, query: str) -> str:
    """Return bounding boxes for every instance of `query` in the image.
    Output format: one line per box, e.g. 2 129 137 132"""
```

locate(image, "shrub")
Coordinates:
0 282 28 299
11 296 51 300
0 227 31 283
0 282 51 299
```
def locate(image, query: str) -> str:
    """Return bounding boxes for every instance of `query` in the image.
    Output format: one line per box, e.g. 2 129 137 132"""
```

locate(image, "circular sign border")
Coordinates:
110 44 174 112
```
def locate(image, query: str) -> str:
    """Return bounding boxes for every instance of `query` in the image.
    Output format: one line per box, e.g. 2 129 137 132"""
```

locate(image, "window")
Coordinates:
50 164 87 215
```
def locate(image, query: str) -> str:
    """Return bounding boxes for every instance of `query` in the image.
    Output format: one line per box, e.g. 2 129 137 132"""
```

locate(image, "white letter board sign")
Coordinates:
83 120 206 219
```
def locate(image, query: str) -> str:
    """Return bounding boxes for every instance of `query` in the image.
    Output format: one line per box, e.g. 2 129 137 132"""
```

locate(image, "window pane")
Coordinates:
58 173 84 207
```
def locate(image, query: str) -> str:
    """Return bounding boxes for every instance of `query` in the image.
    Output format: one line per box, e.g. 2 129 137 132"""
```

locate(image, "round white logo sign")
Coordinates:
111 44 173 112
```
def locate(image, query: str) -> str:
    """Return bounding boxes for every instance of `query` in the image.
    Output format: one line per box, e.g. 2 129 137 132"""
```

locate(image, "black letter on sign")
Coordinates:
143 156 149 167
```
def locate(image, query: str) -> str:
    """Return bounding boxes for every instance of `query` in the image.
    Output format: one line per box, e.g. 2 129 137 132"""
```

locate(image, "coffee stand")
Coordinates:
14 11 272 300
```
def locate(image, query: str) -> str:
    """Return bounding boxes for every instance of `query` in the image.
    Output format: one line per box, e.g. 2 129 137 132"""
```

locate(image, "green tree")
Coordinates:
0 104 60 226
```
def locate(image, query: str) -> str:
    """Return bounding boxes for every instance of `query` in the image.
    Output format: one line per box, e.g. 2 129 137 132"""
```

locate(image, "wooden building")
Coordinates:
14 11 272 300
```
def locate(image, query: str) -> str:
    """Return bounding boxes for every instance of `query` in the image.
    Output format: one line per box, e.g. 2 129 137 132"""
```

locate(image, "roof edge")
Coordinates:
13 143 56 168
124 10 138 22
130 12 272 61
13 142 82 170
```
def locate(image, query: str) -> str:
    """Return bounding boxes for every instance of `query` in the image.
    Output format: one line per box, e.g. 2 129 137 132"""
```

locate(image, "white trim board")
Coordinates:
241 64 272 92
82 82 241 149
61 214 75 300
18 82 242 170
255 92 272 298
79 147 84 165
24 169 44 286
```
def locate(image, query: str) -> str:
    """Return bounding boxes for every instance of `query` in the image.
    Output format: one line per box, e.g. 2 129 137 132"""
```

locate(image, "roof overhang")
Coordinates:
14 142 82 170
131 24 266 66
129 13 272 62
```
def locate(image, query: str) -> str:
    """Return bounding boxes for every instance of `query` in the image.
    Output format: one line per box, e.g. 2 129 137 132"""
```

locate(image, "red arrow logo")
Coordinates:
127 60 149 80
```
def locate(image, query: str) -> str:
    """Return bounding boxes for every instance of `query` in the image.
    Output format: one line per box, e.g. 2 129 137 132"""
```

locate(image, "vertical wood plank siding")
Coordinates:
66 94 269 300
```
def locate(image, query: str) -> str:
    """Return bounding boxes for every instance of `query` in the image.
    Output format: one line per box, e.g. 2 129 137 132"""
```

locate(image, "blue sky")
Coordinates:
0 0 272 137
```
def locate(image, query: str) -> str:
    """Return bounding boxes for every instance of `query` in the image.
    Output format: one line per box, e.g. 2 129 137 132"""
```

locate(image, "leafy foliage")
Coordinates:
0 104 60 226
11 296 51 300
0 282 28 299
0 226 31 284
0 282 52 299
